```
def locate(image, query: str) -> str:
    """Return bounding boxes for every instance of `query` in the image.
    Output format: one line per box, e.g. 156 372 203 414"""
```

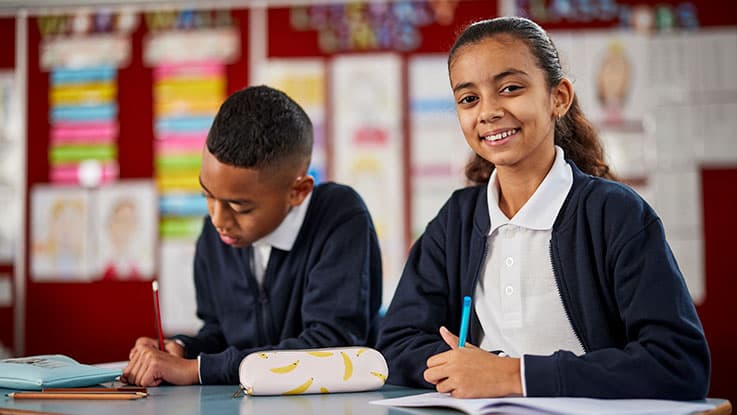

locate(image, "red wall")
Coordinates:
698 167 737 404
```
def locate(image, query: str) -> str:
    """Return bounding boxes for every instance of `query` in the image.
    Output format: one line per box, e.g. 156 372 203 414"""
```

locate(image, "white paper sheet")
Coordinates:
371 392 715 415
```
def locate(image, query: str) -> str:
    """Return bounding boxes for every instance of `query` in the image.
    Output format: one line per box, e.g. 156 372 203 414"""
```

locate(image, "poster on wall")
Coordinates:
143 9 240 334
408 55 468 240
260 59 327 183
31 186 93 281
553 30 652 183
331 54 405 305
0 71 20 262
159 241 199 335
95 181 157 281
39 11 138 186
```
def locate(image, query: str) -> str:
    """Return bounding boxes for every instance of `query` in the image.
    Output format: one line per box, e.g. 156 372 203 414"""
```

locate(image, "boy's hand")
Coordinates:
121 337 198 387
423 326 522 398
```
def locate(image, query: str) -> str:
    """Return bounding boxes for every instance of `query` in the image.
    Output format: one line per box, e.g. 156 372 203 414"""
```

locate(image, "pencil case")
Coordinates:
238 346 388 396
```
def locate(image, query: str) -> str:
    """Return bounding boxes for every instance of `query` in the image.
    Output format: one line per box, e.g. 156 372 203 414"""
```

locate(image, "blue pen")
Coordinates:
458 296 472 348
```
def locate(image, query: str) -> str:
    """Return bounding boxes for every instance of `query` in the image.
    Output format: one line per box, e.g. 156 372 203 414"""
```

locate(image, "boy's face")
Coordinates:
199 147 313 248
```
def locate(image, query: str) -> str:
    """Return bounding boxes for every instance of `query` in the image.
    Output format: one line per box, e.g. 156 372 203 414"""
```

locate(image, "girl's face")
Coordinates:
449 35 569 174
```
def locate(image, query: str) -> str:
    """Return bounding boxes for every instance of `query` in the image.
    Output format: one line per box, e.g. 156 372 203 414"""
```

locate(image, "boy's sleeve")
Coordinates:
172 230 228 358
375 206 455 388
198 208 382 385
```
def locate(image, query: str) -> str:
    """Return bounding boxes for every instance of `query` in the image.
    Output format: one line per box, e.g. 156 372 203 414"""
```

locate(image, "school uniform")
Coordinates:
174 182 383 384
377 149 710 399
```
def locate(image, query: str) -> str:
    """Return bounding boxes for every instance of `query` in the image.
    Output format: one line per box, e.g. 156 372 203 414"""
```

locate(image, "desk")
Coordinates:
0 385 731 415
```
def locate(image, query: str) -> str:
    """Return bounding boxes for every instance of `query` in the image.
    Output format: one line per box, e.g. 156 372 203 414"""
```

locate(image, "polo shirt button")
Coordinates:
505 257 514 267
505 286 514 296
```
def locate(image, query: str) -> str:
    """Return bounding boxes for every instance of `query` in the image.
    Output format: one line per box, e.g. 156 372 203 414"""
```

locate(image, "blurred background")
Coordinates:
0 0 734 403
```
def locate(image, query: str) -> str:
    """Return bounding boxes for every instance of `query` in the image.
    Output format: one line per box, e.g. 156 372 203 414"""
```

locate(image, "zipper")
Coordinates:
258 284 273 344
466 235 488 345
549 240 587 353
245 247 269 345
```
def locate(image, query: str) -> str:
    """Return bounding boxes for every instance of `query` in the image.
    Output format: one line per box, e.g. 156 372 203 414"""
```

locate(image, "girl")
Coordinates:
377 16 709 400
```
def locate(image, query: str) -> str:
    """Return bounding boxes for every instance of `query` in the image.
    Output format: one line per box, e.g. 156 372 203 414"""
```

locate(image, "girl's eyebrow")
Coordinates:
452 68 530 93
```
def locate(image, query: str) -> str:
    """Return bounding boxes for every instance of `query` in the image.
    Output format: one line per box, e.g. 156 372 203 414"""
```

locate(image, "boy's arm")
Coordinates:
198 210 382 384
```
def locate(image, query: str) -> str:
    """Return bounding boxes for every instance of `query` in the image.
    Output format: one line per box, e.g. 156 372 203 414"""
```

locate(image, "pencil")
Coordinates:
458 296 472 348
42 387 147 393
152 280 165 351
7 392 147 400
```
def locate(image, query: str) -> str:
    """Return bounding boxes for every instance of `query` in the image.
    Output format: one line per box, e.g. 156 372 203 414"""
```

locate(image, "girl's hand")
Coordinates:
423 326 523 398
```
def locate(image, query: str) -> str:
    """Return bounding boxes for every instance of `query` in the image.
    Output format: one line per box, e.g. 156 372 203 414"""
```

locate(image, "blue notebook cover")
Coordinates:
0 355 122 390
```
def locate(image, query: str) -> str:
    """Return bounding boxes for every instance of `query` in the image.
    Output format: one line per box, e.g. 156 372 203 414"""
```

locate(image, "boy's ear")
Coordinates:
289 175 315 206
553 78 574 117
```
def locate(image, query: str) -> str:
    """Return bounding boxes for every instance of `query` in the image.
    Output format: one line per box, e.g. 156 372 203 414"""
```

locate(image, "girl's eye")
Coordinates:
458 95 478 105
501 85 523 93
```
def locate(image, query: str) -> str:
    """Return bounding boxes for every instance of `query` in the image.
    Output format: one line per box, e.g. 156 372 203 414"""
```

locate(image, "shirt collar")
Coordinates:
486 145 572 235
253 190 313 252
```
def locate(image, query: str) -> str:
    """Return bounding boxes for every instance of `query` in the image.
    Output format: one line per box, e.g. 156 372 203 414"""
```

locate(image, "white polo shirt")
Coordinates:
474 146 585 395
251 190 313 285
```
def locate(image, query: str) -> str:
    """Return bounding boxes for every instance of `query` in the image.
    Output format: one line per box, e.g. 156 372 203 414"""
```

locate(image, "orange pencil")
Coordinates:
7 392 146 400
42 387 147 393
152 280 165 351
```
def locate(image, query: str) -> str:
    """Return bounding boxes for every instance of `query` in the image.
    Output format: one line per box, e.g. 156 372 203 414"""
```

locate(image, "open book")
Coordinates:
371 392 716 415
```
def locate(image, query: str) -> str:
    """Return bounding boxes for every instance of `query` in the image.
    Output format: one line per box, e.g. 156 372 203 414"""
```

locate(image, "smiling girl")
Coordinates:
377 16 709 400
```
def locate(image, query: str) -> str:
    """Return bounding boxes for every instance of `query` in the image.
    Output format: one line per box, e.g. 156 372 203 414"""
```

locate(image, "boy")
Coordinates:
122 85 383 386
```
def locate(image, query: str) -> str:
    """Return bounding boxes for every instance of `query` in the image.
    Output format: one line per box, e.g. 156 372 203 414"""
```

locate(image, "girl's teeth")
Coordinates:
485 129 517 141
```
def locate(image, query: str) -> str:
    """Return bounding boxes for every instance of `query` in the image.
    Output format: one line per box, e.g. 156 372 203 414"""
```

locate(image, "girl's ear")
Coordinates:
289 175 315 207
552 78 575 118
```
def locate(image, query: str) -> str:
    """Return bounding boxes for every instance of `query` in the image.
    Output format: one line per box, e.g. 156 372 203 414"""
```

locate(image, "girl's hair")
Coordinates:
448 16 617 185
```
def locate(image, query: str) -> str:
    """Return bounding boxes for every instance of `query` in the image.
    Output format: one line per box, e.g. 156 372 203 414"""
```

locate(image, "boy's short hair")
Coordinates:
206 85 313 171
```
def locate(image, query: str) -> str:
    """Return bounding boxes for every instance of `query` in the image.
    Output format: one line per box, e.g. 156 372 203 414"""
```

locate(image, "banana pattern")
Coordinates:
270 360 300 374
307 351 334 357
370 371 387 382
283 377 314 395
341 351 353 381
239 347 388 396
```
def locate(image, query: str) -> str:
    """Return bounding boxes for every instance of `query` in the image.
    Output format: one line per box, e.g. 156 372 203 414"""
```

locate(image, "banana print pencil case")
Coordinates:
238 347 388 396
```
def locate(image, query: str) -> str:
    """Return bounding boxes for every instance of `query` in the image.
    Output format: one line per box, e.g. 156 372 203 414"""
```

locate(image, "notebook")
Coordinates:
370 392 716 415
0 354 122 390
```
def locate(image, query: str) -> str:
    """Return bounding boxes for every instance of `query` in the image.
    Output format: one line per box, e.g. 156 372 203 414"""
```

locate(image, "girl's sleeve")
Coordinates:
525 203 710 399
376 204 457 388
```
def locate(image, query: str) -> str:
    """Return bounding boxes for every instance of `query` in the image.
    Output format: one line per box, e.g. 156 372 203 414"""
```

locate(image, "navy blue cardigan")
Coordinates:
377 162 710 399
174 182 382 384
